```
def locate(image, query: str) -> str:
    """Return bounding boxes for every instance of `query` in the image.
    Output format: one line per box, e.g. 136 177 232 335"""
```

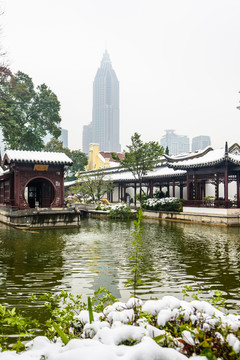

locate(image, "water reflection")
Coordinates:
0 224 68 320
0 218 239 319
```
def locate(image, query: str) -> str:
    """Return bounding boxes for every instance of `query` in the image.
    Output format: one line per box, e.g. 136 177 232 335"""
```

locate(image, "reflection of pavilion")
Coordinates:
0 150 72 209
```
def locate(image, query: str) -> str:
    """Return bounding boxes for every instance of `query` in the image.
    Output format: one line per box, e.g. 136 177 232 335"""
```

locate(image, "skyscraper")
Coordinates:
82 50 121 154
192 135 211 151
160 130 190 155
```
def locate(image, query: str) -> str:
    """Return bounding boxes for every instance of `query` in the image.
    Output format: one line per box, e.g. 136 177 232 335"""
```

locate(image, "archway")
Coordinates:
25 178 55 208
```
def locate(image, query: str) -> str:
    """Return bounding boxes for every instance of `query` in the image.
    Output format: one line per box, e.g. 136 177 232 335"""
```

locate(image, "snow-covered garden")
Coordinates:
0 292 240 360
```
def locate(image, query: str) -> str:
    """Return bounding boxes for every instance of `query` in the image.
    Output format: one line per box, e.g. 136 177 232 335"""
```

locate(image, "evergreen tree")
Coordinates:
0 71 61 150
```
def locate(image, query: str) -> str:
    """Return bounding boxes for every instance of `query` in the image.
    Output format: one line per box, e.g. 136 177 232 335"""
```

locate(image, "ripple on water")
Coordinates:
0 219 239 314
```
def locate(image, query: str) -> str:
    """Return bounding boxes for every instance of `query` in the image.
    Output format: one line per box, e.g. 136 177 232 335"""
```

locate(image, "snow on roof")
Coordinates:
229 152 240 164
169 148 226 168
3 150 73 165
144 166 186 178
96 153 121 169
167 143 240 169
98 153 108 164
166 146 213 161
106 171 135 181
102 166 186 182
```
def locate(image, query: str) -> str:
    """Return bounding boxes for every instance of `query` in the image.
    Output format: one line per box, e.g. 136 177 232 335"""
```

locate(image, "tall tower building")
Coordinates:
82 50 121 154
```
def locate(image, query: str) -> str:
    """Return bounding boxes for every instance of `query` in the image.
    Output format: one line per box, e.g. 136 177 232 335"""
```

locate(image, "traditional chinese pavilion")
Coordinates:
77 142 240 209
166 142 240 208
0 150 72 210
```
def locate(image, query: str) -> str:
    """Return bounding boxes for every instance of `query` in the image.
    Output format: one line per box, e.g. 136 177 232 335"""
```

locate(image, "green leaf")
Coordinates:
52 321 69 345
88 297 94 324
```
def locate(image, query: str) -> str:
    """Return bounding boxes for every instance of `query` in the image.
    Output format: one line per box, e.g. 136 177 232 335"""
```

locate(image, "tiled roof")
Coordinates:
168 148 225 168
99 152 125 162
3 150 73 165
168 147 240 169
80 166 186 183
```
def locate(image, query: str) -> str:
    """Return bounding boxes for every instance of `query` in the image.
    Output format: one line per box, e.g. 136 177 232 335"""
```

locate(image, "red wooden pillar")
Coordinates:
214 173 219 203
187 174 190 201
134 183 137 207
180 181 183 199
167 183 170 197
224 165 228 207
149 180 153 198
237 173 240 207
118 184 121 202
61 169 65 207
192 175 196 200
123 184 126 202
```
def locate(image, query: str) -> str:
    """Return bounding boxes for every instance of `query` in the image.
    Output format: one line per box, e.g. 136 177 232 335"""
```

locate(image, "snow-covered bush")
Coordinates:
1 289 240 359
109 203 133 219
142 197 183 212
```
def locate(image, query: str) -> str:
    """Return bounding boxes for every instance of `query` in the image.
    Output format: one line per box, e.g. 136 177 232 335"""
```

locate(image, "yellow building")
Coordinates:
85 143 124 171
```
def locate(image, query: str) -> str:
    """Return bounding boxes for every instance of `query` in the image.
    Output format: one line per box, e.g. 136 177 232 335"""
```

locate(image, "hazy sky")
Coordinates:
1 0 240 151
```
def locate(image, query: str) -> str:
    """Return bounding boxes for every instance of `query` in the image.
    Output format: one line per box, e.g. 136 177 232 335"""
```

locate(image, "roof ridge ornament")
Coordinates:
225 141 228 158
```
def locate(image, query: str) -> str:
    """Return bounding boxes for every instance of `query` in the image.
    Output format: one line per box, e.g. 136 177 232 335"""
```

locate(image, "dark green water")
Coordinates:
0 218 240 321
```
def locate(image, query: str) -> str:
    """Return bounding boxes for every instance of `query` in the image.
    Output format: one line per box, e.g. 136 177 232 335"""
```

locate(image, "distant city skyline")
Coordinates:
160 130 190 155
160 130 212 155
82 50 121 153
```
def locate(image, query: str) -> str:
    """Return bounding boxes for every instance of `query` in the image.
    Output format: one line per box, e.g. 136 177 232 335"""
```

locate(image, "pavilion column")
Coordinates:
61 170 64 207
187 174 190 201
123 184 126 202
134 183 137 207
192 175 196 201
214 173 219 202
118 184 121 202
237 173 240 207
149 180 153 198
180 181 183 199
167 183 170 197
172 180 175 197
224 165 229 207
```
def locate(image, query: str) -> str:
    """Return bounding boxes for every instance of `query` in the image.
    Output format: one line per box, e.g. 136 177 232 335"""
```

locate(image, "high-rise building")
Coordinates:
82 50 121 154
160 130 190 155
0 128 5 156
44 128 68 148
59 129 68 148
192 135 211 152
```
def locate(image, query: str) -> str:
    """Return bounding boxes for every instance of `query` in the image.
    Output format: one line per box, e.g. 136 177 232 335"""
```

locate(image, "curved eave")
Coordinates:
165 146 214 163
168 157 226 169
228 156 240 166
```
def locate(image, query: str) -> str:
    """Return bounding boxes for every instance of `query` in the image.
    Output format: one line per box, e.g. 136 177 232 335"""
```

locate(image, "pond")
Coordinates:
0 217 240 324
